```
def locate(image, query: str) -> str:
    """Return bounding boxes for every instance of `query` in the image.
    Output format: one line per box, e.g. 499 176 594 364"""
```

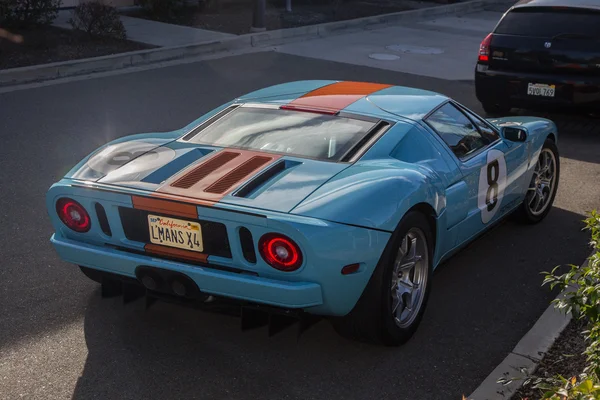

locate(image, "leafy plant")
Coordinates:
0 0 61 28
492 211 600 400
543 210 600 378
534 374 600 399
69 1 126 40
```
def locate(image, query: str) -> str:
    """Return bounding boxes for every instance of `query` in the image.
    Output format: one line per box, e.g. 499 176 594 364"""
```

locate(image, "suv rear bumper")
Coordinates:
475 67 600 110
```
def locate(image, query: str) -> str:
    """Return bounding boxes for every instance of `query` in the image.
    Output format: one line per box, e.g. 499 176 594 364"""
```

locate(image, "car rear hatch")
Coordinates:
488 6 600 76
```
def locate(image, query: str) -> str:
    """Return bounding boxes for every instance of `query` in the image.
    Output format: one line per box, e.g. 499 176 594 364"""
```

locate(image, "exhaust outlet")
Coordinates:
141 275 158 290
171 280 187 297
135 266 204 300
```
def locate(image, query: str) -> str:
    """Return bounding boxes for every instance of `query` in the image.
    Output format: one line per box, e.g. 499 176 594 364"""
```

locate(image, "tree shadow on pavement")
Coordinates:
72 207 590 400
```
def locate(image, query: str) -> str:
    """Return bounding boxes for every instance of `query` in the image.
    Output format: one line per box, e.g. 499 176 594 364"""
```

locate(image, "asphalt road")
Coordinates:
1 51 599 400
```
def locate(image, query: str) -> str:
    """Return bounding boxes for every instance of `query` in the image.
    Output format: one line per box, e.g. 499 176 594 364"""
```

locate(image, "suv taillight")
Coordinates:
478 33 493 63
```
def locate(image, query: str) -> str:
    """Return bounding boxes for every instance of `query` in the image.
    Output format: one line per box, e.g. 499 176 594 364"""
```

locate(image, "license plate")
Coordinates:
148 214 203 252
527 83 555 97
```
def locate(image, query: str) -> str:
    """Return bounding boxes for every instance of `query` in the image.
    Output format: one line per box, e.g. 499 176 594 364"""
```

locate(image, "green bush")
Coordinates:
0 0 61 28
488 211 600 400
496 211 600 399
137 0 186 18
530 374 600 399
544 211 600 378
68 1 126 40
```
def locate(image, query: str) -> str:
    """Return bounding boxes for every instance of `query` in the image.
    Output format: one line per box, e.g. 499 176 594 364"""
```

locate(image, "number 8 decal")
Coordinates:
478 149 507 224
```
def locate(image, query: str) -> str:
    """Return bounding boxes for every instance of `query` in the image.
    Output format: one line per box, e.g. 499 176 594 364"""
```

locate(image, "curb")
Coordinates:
0 0 510 87
466 256 591 400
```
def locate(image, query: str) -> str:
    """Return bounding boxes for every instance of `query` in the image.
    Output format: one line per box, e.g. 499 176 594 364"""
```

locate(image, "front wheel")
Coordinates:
515 138 560 224
332 211 433 346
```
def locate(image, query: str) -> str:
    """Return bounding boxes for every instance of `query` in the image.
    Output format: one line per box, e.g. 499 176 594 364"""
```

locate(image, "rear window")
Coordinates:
185 106 377 162
495 8 600 37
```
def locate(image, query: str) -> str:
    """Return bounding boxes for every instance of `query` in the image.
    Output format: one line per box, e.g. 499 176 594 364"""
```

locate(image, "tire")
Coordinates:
481 102 511 116
514 138 560 224
332 211 434 346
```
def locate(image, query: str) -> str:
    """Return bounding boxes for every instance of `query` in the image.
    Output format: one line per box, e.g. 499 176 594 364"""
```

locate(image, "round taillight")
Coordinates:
56 198 91 233
258 233 303 272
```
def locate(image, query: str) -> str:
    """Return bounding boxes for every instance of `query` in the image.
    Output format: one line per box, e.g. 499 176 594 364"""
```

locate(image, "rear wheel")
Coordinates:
332 211 433 346
515 138 560 224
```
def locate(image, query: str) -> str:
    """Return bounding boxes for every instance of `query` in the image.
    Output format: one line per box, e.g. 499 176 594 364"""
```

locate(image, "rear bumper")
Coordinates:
52 232 324 309
47 182 392 317
475 67 600 110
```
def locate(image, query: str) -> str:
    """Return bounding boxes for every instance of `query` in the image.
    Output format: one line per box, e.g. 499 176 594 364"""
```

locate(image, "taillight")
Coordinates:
258 233 303 271
478 33 492 63
56 198 91 233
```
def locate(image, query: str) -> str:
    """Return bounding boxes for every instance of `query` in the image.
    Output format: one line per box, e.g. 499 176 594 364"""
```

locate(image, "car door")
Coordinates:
422 101 527 245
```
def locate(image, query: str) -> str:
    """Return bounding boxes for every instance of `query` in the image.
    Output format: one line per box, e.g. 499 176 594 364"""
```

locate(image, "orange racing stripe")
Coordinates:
132 195 199 219
144 243 209 263
155 148 281 203
282 81 392 113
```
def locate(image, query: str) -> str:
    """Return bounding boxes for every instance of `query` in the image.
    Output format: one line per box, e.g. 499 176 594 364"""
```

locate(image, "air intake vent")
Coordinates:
341 121 391 162
171 151 240 189
239 227 256 264
95 203 112 236
204 156 272 194
234 160 298 198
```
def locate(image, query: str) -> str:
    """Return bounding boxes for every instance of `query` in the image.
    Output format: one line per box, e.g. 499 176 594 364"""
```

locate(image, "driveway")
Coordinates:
275 3 509 81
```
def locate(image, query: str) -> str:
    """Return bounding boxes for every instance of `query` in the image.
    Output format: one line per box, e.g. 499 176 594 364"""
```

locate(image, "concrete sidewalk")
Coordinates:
53 9 235 47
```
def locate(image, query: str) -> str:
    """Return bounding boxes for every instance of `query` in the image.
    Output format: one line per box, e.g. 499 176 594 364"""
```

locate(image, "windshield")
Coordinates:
495 8 600 37
186 106 377 162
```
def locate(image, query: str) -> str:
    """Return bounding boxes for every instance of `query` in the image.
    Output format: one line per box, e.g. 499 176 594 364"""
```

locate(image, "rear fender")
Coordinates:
290 159 445 259
63 102 237 182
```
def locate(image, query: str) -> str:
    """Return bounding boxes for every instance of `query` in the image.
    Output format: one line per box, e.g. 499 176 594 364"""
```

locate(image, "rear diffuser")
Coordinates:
99 273 321 340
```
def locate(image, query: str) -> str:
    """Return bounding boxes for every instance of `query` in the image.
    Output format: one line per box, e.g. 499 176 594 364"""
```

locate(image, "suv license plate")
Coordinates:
527 83 555 97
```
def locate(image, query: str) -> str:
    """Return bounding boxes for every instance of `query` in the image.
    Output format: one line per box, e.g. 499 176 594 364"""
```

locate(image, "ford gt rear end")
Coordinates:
47 83 400 340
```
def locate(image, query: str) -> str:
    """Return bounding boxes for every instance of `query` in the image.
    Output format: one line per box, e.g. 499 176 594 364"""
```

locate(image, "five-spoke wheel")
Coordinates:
516 137 560 223
391 229 429 329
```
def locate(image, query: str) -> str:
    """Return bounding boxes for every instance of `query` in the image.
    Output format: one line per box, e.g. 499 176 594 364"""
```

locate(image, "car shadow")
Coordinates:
71 206 591 400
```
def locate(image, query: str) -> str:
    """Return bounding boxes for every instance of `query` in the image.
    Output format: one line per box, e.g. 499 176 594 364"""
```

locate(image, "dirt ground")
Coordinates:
513 317 589 400
124 0 427 35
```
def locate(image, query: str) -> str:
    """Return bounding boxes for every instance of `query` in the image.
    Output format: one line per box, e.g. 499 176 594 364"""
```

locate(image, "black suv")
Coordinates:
474 0 600 114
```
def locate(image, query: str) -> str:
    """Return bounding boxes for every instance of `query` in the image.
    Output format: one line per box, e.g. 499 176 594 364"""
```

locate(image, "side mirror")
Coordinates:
501 126 528 142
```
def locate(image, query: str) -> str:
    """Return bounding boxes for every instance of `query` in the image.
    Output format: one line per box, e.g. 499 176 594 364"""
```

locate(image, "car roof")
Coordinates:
512 0 600 11
235 80 449 122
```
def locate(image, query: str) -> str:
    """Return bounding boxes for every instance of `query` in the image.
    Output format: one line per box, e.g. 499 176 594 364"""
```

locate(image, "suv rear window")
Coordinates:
495 8 600 37
186 106 377 162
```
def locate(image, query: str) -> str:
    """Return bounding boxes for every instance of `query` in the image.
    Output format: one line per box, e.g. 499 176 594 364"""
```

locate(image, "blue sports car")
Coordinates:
46 80 560 345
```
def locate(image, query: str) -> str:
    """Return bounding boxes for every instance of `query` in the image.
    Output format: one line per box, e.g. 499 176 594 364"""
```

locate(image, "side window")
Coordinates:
461 107 500 143
425 103 493 159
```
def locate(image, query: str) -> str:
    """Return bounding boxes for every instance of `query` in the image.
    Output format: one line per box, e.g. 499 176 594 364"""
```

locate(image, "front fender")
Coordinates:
290 159 444 233
489 116 558 146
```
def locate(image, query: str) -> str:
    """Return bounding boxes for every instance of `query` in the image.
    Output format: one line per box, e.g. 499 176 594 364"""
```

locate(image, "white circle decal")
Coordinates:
477 149 507 224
